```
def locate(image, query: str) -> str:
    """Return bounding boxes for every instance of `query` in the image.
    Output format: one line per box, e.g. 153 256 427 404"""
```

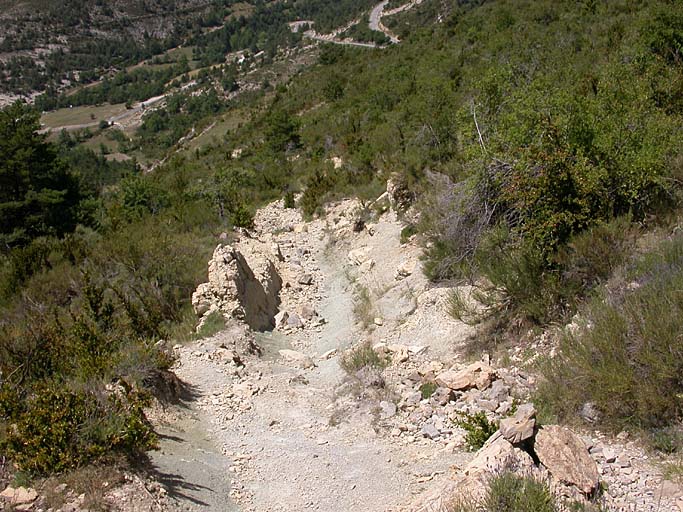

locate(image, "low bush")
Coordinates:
536 234 683 436
0 386 155 475
195 310 226 339
339 341 388 374
419 381 437 399
454 411 498 451
448 473 560 512
450 216 636 326
352 285 375 328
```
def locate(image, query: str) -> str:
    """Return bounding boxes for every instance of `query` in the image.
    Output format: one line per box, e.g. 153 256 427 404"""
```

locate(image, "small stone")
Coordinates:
299 305 317 320
379 401 398 419
395 260 416 280
279 349 315 369
298 274 313 285
359 259 375 273
286 313 304 328
477 399 499 412
404 391 423 406
347 247 372 265
603 447 617 463
320 348 337 359
430 387 455 406
274 310 289 328
408 345 427 355
373 342 389 354
421 423 440 439
374 317 384 326
436 361 496 391
487 379 510 402
0 487 38 505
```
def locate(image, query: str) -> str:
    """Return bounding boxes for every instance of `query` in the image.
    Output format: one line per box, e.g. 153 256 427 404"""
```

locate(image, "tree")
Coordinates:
0 102 80 249
264 110 300 153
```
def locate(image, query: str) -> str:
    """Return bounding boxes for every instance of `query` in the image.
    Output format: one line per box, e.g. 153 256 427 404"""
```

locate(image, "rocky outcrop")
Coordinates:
435 361 496 391
192 244 282 331
406 409 600 511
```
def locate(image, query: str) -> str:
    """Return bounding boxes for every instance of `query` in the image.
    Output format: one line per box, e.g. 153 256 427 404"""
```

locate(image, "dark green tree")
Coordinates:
0 102 81 249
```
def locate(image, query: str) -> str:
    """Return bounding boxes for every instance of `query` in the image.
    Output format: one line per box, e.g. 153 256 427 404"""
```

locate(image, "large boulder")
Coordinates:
534 425 600 496
192 244 282 331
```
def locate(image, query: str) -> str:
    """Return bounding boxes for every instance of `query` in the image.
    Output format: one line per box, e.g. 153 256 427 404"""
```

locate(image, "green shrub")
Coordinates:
650 427 683 454
447 473 562 512
557 216 635 291
419 381 437 399
0 386 156 475
340 341 388 374
400 224 418 244
537 234 683 434
454 411 498 451
300 167 337 218
451 216 636 326
483 473 557 512
195 310 226 339
283 190 296 209
0 238 55 298
352 285 375 328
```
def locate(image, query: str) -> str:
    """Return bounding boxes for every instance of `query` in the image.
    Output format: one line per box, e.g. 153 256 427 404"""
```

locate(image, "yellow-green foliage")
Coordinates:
340 342 388 374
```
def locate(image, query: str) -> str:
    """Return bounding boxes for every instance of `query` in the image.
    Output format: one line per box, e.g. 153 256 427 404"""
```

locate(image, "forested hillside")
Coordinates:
1 0 683 508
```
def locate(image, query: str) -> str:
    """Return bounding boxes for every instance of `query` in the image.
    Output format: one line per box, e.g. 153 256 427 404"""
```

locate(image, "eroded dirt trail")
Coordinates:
150 201 472 511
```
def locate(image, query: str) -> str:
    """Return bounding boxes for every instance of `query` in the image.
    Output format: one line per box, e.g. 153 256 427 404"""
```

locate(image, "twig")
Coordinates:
472 101 487 155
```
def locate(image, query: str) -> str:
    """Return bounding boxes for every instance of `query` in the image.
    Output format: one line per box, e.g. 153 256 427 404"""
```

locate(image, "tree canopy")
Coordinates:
0 102 81 249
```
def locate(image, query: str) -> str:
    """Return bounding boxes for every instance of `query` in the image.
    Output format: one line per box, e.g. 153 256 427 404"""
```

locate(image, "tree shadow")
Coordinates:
143 460 214 507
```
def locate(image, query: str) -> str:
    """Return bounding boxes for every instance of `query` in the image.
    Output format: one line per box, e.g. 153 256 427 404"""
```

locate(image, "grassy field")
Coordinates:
183 109 248 152
82 132 120 153
128 46 199 73
41 103 128 130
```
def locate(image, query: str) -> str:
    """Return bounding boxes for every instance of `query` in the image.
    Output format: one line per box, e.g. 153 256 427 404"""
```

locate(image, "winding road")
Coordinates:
292 0 422 49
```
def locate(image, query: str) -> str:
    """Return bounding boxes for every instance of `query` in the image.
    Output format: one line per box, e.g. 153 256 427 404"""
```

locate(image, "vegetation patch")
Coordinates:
448 473 560 512
419 381 437 400
454 411 498 451
536 234 683 438
340 341 388 374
